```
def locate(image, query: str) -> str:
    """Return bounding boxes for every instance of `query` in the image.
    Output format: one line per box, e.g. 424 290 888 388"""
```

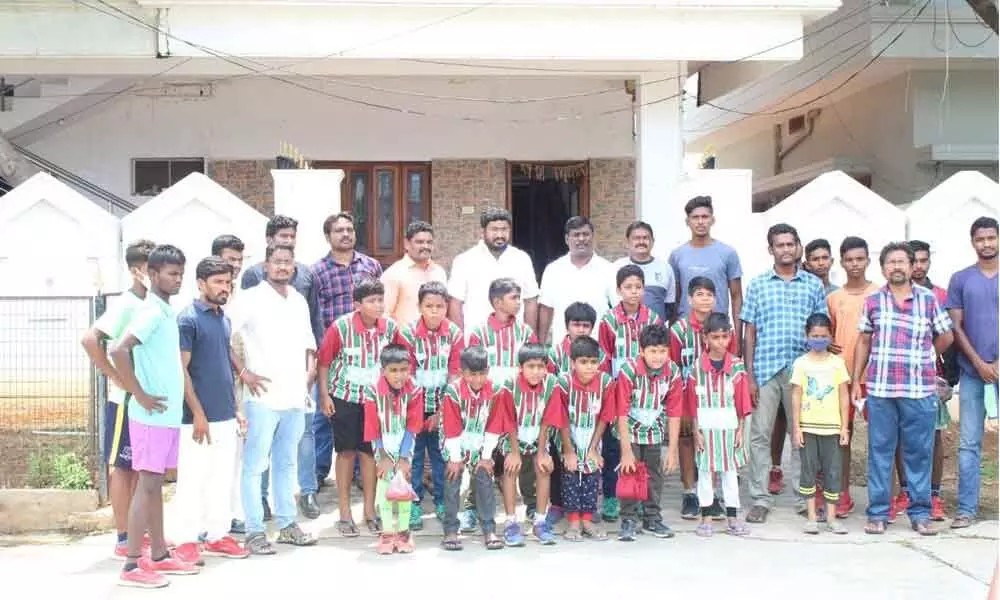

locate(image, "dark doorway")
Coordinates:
508 161 590 282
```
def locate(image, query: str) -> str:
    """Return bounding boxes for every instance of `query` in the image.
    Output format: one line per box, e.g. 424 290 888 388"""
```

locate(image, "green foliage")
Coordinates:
25 450 92 490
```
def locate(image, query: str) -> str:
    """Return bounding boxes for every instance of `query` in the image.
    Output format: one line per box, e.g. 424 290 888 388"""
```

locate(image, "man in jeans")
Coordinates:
741 223 827 524
852 242 953 536
947 216 999 528
230 244 318 554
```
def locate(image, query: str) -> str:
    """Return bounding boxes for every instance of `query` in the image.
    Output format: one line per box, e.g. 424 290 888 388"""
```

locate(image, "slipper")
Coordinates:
484 533 504 550
336 520 360 538
563 526 583 542
746 506 769 524
580 521 608 541
441 537 463 552
366 517 383 535
864 520 886 535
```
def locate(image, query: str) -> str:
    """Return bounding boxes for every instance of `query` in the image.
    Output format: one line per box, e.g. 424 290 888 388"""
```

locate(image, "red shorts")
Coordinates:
848 384 869 423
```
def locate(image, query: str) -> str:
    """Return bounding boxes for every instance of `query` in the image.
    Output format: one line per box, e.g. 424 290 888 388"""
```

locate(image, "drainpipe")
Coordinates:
155 8 171 58
774 108 821 175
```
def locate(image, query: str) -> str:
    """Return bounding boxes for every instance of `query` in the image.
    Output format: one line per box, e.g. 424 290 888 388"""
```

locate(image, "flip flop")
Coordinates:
864 520 886 535
484 533 504 550
563 526 583 542
336 520 360 538
441 537 463 552
580 521 608 541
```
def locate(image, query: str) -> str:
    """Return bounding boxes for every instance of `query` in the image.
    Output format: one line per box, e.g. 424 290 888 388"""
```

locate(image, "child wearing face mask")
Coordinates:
790 313 850 535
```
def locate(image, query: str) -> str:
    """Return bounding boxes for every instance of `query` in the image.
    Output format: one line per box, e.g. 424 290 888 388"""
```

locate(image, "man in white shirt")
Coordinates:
229 244 318 555
448 207 539 332
538 216 618 344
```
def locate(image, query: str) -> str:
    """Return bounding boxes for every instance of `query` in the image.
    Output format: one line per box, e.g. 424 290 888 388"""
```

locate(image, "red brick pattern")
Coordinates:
589 158 636 261
207 160 276 216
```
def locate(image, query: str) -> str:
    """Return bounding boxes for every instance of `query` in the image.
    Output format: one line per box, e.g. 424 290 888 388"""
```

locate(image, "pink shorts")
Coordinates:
128 420 180 474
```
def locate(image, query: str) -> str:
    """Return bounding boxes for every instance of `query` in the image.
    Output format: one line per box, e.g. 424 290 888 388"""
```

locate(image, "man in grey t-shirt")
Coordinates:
614 220 676 322
668 196 743 346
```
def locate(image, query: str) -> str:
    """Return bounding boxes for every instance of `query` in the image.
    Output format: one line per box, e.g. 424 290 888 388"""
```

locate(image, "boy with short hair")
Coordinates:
668 312 752 537
318 278 404 537
541 336 617 541
669 276 736 519
491 343 559 546
440 346 503 551
362 344 426 554
468 277 537 385
401 281 464 529
616 323 683 542
548 301 607 375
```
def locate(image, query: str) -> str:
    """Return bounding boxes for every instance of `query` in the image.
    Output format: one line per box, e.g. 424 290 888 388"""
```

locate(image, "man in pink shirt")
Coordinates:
382 221 447 326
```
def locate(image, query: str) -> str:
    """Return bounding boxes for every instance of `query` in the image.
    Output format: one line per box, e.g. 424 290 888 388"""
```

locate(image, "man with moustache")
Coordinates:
170 257 249 562
230 245 319 554
741 224 827 524
382 221 447 324
853 242 953 536
614 220 675 322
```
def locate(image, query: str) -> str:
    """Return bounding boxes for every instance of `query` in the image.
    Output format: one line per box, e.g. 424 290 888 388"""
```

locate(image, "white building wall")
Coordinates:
25 76 635 202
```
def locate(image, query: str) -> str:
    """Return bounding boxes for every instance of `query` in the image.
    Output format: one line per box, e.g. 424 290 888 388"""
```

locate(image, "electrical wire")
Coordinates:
944 0 994 48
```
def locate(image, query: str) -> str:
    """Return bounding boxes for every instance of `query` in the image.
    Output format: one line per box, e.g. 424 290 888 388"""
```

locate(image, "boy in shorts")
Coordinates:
318 278 404 537
80 239 155 560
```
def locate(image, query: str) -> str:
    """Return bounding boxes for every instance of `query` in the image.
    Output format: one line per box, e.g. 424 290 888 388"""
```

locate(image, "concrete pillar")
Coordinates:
635 66 685 254
271 169 344 266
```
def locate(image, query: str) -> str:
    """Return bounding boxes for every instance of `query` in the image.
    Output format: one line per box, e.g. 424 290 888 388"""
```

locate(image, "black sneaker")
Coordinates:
645 521 676 539
230 519 246 535
681 493 700 520
707 498 725 521
618 519 638 542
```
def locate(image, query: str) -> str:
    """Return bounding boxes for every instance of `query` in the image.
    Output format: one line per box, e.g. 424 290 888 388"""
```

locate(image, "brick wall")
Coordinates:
430 159 507 268
589 158 636 261
207 160 276 216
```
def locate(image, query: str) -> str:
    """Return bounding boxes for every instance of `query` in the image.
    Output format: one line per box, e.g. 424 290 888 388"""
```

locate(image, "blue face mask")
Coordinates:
807 337 832 352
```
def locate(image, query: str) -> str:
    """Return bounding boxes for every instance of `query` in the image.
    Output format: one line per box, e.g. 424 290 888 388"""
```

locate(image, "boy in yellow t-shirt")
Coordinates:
791 313 850 535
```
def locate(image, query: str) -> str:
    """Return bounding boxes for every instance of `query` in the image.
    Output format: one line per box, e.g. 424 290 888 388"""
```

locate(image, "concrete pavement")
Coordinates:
1 473 995 600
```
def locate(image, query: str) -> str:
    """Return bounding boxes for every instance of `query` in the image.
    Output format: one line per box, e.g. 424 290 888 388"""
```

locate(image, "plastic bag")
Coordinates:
615 461 650 501
386 469 417 502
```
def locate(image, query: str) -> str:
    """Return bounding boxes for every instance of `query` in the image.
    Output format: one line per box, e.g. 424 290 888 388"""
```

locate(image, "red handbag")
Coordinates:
615 461 650 501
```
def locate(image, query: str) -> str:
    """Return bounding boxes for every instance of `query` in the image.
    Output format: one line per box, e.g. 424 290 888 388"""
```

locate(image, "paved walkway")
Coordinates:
1 472 996 599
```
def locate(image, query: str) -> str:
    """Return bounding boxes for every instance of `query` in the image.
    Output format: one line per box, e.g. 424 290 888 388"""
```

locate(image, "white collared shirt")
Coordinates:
227 282 316 412
448 241 539 330
539 253 618 343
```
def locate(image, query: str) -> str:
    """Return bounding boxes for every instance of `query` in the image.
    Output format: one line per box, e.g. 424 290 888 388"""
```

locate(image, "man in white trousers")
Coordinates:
170 257 249 562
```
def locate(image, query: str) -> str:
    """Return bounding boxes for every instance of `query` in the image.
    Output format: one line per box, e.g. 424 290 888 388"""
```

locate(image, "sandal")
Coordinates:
864 520 886 535
441 536 464 552
245 533 276 555
746 506 769 524
580 521 608 541
727 520 750 537
950 515 974 529
277 523 318 546
695 523 713 538
366 517 383 535
563 525 583 542
911 520 938 537
337 520 360 538
484 533 504 550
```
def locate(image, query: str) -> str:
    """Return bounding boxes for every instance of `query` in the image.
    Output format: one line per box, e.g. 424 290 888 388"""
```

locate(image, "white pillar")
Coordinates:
271 169 345 266
635 66 685 254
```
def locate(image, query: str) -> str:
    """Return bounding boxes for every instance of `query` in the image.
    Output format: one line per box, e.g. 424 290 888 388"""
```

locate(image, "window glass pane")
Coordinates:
376 169 395 251
351 171 369 252
133 160 169 196
169 160 204 185
406 171 426 223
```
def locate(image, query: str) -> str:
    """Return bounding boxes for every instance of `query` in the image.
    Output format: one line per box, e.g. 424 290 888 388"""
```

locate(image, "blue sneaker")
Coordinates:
503 521 525 547
645 521 675 539
533 521 556 545
459 509 478 533
618 518 637 542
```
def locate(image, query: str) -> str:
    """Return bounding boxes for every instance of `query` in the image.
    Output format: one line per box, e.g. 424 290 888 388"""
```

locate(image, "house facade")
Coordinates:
684 0 999 209
1 0 839 268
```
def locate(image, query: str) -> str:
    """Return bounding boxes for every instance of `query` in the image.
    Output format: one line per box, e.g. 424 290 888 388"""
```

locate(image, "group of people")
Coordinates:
80 196 998 589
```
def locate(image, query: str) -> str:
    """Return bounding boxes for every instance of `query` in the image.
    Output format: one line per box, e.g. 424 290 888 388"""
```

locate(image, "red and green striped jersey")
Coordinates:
468 313 537 385
598 303 662 377
543 372 617 474
547 335 611 376
493 373 557 455
439 378 499 465
614 357 682 445
683 352 753 473
669 315 738 383
361 377 425 463
318 311 403 404
400 317 464 414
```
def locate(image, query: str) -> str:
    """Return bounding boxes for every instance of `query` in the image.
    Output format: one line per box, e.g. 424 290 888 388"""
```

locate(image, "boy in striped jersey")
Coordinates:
491 343 559 546
468 278 537 386
362 344 427 554
541 336 617 541
669 276 735 520
616 323 683 541
440 346 504 551
598 265 661 522
318 278 404 537
401 281 464 530
548 302 609 375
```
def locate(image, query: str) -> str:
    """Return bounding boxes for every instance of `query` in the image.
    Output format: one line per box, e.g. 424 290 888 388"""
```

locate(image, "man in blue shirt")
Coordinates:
740 224 828 524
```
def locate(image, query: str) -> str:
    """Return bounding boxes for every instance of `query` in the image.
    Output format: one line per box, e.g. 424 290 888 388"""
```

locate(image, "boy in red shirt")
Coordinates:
491 343 558 546
468 278 537 386
548 302 608 375
541 336 617 541
400 281 464 529
440 346 504 551
318 278 404 537
616 323 683 541
362 344 425 554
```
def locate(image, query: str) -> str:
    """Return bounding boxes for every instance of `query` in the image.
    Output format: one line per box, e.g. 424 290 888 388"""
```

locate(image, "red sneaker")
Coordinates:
112 543 128 561
767 467 784 495
118 566 169 589
203 536 249 559
835 491 855 519
138 554 200 576
172 542 205 567
930 496 946 521
394 531 416 554
888 497 900 523
376 533 396 555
